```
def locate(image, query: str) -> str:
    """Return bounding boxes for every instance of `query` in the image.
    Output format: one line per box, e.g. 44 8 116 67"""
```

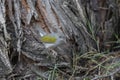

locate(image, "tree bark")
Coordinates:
0 0 119 79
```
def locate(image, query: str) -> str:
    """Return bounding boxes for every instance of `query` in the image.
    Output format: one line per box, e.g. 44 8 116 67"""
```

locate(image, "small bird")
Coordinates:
40 33 65 48
40 34 57 43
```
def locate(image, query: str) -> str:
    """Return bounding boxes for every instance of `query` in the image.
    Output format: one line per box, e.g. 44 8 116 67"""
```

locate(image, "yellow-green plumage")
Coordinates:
40 35 57 43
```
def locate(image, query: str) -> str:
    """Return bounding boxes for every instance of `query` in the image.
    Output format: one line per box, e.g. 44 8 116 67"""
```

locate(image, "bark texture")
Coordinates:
0 0 120 79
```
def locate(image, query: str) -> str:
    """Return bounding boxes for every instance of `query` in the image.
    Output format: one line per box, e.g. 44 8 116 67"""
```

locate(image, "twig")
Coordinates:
91 67 120 80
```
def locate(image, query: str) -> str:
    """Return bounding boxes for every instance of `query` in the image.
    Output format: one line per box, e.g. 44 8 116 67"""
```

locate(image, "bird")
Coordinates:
40 33 65 48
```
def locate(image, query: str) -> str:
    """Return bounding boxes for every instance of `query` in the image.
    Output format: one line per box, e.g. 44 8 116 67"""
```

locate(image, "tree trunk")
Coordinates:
0 0 119 79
